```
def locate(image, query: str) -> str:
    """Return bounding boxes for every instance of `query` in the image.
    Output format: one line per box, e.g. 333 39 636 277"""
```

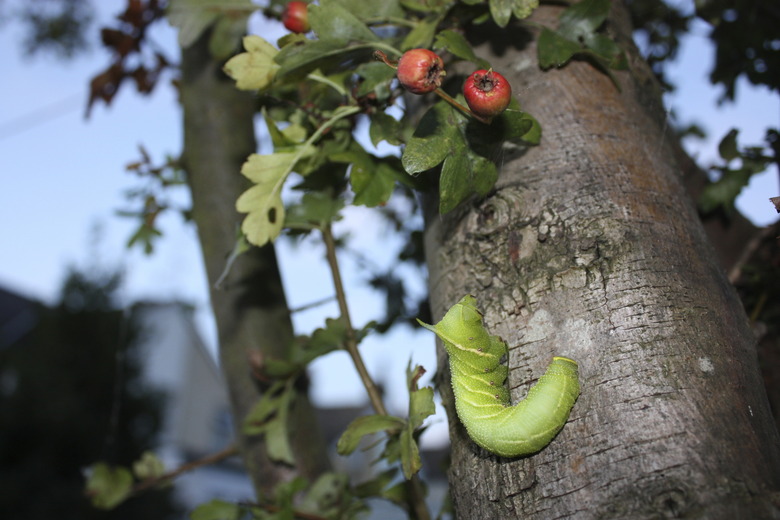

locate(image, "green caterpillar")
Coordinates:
419 295 580 457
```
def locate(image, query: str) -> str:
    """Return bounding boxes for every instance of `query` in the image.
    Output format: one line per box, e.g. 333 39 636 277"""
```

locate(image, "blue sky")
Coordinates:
0 1 777 448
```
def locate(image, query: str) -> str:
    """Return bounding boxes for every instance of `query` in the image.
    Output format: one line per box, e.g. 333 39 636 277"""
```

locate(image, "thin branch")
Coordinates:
728 222 780 285
131 444 239 495
322 224 388 416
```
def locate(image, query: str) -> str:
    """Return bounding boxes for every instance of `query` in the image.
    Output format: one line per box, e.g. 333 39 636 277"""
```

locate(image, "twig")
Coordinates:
322 224 388 416
728 222 780 284
131 444 239 495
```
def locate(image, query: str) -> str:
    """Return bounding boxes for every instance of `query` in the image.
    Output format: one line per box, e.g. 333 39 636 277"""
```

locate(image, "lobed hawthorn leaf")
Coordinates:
223 35 279 91
434 29 491 69
237 148 314 246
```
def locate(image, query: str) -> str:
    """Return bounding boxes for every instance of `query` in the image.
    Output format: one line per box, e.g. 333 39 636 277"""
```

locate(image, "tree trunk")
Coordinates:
180 30 330 496
422 2 780 518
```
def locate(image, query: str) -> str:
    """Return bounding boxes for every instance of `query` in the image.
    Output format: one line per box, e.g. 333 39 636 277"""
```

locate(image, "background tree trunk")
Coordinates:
180 30 330 496
422 2 780 518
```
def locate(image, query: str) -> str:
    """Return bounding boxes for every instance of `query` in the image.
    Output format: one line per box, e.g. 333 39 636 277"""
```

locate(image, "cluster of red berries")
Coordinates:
279 3 511 123
396 48 512 122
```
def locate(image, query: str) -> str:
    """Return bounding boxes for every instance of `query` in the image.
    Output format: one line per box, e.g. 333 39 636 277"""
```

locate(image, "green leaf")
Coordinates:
276 40 368 78
243 381 287 434
353 468 399 498
264 109 307 149
132 451 166 480
408 387 435 430
369 111 402 147
558 0 611 43
718 128 740 161
209 10 251 60
537 27 581 69
334 0 405 19
400 0 450 12
439 149 497 214
337 415 405 455
351 162 397 207
223 35 280 91
489 0 513 27
497 109 540 144
85 463 133 510
242 381 296 464
265 401 296 465
167 0 219 48
433 30 491 69
402 102 463 175
309 0 379 44
190 499 242 520
355 61 398 98
399 426 422 479
333 146 398 207
285 191 345 230
512 0 538 19
698 168 752 214
401 14 443 51
306 317 348 356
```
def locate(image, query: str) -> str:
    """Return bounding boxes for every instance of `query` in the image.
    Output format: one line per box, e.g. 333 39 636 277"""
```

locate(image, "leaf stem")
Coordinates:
433 87 493 124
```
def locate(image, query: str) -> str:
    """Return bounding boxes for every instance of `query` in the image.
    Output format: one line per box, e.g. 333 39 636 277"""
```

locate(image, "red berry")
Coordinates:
463 69 512 120
396 49 445 95
283 1 309 34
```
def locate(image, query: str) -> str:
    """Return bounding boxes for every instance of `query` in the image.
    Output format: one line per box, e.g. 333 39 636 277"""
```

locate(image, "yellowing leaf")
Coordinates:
223 35 279 91
236 153 296 246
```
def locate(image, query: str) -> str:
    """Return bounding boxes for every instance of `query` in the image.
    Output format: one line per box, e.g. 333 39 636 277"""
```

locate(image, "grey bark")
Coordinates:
180 30 330 496
422 3 780 518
